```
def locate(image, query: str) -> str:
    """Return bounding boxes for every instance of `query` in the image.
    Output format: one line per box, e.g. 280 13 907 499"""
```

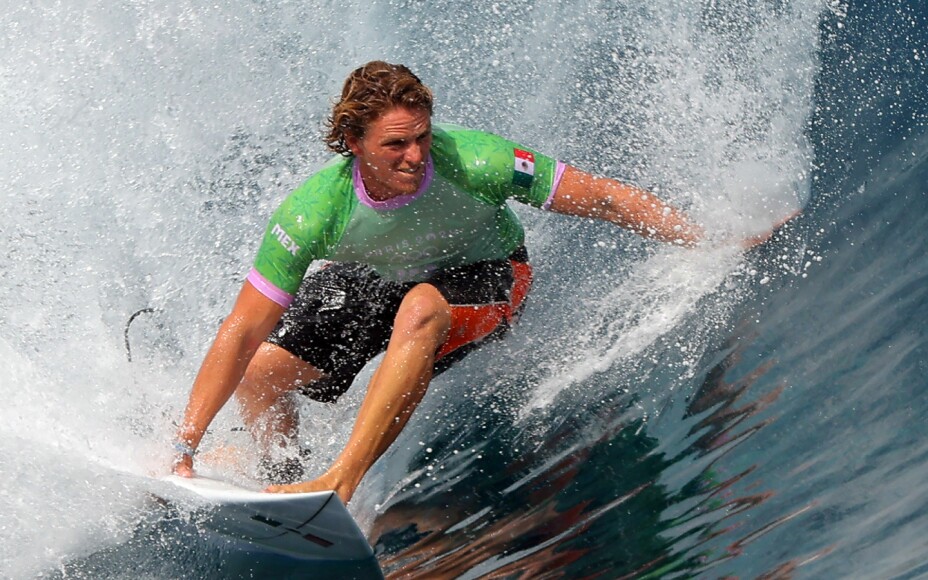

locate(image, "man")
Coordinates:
172 61 754 504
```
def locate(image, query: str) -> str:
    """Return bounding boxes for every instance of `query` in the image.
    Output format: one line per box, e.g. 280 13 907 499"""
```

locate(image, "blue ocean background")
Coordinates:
1 0 925 578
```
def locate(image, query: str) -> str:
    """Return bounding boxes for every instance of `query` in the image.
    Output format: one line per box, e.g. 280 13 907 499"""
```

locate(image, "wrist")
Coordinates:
173 440 198 457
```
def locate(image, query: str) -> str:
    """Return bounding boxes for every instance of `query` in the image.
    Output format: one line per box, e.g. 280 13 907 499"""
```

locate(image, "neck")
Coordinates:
364 180 401 202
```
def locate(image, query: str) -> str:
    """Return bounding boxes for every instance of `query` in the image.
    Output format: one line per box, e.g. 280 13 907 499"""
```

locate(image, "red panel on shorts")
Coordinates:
436 259 533 360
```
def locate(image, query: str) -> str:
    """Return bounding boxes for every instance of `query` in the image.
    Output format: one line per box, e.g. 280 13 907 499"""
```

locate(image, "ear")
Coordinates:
345 133 363 157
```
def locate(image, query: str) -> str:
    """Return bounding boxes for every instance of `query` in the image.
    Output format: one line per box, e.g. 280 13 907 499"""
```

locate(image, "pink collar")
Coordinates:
353 156 434 211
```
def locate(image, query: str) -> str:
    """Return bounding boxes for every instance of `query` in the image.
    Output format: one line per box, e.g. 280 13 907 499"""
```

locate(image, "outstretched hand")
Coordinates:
740 209 801 250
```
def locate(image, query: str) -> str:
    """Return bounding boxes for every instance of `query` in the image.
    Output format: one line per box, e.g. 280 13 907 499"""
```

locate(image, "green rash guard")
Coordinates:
247 124 566 308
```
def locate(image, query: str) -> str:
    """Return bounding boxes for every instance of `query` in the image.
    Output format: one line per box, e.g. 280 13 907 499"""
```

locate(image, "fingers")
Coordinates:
742 209 802 250
772 209 802 230
264 482 311 493
265 483 297 493
173 454 195 478
264 481 326 494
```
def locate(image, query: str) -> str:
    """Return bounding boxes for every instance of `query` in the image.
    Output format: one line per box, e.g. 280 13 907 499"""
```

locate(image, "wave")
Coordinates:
5 0 927 578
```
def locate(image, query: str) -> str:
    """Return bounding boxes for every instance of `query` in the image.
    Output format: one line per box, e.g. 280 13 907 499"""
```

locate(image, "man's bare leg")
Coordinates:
236 342 324 452
266 283 451 503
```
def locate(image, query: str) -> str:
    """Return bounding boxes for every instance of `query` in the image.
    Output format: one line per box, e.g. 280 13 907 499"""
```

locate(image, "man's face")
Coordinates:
348 106 433 201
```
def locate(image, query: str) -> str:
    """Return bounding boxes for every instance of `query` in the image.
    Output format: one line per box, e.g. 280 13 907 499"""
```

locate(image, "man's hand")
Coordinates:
172 449 195 477
741 210 801 250
171 442 196 477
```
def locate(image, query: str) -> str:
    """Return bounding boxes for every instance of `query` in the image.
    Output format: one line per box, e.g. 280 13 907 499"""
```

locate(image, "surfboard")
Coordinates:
157 475 377 566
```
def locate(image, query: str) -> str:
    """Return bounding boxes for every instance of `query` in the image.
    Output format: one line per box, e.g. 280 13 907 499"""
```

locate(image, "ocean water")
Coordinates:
1 0 926 578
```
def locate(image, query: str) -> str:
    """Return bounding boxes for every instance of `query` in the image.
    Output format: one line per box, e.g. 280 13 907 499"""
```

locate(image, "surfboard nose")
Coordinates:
156 475 376 563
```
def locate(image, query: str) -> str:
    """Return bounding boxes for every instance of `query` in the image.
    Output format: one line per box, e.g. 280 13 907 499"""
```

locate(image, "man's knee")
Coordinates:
394 284 451 342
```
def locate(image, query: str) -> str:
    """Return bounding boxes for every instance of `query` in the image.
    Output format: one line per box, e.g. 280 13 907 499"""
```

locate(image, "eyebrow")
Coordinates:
381 126 432 144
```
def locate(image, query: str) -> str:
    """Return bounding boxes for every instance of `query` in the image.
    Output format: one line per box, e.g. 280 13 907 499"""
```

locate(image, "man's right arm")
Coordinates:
172 161 353 474
173 281 285 476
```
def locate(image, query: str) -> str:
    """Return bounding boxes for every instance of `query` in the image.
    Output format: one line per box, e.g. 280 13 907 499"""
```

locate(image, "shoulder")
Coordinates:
431 123 514 161
265 155 358 256
278 155 355 216
431 123 520 181
430 122 561 209
292 154 354 197
256 155 356 280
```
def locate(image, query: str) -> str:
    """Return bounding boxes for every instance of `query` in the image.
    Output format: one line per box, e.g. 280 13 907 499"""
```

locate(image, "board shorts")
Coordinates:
265 247 532 403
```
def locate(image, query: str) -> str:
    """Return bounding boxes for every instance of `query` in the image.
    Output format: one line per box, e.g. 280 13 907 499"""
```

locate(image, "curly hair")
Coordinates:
325 61 434 156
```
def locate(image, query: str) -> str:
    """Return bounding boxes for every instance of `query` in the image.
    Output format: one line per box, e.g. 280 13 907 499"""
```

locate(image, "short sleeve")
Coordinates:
249 160 355 306
430 125 562 208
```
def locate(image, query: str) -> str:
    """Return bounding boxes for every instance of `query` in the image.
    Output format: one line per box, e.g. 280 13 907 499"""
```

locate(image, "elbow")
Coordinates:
217 313 268 360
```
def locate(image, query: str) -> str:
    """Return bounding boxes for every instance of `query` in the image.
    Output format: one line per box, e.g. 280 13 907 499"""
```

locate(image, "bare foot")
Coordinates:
265 471 357 504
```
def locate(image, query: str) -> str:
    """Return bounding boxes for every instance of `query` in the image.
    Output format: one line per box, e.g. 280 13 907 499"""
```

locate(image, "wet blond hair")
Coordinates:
325 61 434 156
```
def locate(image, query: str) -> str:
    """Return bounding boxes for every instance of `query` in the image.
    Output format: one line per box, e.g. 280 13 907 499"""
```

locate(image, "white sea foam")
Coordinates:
0 0 823 574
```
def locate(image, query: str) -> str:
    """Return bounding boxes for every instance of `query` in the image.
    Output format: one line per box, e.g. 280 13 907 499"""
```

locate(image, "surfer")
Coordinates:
172 61 790 503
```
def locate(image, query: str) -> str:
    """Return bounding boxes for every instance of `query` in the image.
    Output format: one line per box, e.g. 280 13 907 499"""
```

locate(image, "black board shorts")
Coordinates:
266 247 532 403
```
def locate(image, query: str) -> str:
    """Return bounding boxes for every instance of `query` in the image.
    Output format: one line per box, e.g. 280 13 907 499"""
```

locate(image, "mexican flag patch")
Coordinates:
513 148 535 188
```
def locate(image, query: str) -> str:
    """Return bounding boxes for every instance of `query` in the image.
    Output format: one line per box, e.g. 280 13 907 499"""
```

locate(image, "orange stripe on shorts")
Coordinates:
436 260 533 360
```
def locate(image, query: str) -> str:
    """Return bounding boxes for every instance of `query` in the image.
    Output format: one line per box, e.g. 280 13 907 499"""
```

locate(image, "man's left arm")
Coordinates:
548 165 703 246
549 165 800 249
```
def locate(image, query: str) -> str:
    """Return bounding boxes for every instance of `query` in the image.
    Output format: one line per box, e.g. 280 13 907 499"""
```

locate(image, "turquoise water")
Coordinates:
2 1 926 578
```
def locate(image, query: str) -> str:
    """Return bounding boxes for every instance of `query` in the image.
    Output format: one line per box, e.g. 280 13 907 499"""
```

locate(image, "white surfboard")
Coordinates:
158 475 375 564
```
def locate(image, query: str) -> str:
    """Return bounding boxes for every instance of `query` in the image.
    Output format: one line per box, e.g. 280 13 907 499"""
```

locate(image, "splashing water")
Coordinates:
0 0 830 577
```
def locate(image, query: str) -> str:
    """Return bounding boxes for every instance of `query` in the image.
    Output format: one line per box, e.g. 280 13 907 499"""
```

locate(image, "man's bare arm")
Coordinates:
173 281 285 476
548 166 703 246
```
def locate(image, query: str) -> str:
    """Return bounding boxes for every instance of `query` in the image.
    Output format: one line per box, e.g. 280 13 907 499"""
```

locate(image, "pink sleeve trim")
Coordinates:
247 268 294 309
542 161 567 210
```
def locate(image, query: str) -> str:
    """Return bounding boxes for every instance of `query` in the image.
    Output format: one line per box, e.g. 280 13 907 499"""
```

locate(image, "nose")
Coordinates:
404 141 425 166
